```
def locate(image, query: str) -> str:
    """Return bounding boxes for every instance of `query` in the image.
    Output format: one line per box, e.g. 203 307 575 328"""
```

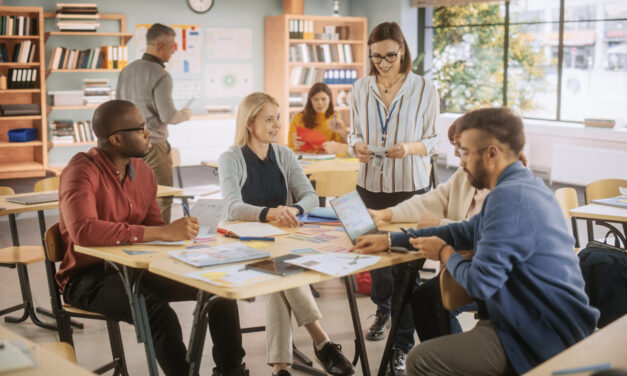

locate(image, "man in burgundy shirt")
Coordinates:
57 100 247 376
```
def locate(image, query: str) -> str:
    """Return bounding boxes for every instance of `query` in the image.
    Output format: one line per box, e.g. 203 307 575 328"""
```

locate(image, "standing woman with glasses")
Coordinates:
347 21 440 376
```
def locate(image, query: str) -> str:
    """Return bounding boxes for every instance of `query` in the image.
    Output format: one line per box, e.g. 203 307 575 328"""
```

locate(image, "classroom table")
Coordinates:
0 325 96 376
74 223 424 376
0 185 183 331
523 313 627 375
569 203 627 246
202 156 360 176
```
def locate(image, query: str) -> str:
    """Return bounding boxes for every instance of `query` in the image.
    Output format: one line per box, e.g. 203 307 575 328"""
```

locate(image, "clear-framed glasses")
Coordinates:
454 144 490 159
369 48 402 64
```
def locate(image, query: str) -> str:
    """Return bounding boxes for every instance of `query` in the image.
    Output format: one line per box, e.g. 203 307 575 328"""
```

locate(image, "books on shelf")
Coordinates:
7 68 38 89
6 41 37 63
48 45 128 70
0 15 38 36
290 67 357 86
288 20 348 40
0 103 40 116
55 3 100 31
83 78 111 104
50 119 95 144
289 43 353 64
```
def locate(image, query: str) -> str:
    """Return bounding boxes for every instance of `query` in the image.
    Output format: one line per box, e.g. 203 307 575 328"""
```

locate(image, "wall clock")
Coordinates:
187 0 214 14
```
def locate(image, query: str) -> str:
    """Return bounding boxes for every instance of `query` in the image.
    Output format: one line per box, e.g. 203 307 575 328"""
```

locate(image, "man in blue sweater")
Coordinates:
353 107 599 375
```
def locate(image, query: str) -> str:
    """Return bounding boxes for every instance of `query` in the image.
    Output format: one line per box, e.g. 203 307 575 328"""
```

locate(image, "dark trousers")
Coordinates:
357 185 427 352
411 275 450 342
64 263 245 376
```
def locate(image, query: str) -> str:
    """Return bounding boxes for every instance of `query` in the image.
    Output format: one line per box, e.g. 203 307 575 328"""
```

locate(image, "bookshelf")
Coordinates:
265 14 367 144
0 6 47 179
44 13 132 174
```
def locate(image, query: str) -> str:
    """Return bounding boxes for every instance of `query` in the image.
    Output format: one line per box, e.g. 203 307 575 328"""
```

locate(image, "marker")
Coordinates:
239 236 275 242
552 362 611 375
217 228 239 239
398 226 416 238
181 202 191 217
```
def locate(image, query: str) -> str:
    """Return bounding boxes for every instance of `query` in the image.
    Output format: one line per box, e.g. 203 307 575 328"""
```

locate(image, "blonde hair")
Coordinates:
234 92 279 147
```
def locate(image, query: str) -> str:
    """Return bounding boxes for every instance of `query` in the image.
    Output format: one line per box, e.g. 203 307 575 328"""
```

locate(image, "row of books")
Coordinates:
289 19 314 40
0 41 37 63
289 43 354 64
50 119 96 144
7 68 38 89
0 103 40 116
83 78 111 104
0 15 38 36
48 46 129 70
290 67 358 86
55 3 100 32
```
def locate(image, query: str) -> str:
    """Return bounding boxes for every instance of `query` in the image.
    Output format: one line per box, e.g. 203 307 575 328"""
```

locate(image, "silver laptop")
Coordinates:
330 191 383 244
6 192 59 205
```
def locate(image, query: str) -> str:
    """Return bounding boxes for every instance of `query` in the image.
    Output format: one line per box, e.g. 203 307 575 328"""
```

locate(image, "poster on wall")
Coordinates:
173 80 202 100
134 24 202 74
205 63 253 98
205 27 252 60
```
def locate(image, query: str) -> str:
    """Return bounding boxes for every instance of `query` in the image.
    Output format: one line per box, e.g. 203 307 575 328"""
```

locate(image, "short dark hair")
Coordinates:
302 82 334 129
455 107 525 154
92 100 137 138
146 23 175 44
368 22 412 76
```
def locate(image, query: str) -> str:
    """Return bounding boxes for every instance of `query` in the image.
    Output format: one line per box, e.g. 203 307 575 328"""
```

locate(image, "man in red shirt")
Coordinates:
57 100 247 376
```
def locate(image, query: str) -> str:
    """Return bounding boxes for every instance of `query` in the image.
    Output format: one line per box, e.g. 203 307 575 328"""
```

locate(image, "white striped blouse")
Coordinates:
348 72 440 193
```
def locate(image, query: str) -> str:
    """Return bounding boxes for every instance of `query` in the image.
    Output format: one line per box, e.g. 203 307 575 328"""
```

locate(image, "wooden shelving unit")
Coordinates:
265 14 367 144
0 5 47 179
45 12 132 170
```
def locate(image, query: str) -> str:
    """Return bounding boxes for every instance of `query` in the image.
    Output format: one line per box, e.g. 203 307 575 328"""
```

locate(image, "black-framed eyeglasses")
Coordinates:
369 48 402 64
109 126 145 137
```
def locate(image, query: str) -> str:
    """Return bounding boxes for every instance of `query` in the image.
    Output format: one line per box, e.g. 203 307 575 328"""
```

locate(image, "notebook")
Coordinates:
169 243 270 268
330 191 381 244
6 192 58 205
0 338 36 373
591 196 627 209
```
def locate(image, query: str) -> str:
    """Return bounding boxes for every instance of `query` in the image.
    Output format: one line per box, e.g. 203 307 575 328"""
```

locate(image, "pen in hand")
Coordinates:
181 202 191 217
398 226 416 238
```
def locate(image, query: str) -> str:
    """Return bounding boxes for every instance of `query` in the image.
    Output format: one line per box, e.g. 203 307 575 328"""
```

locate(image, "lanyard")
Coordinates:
376 100 397 144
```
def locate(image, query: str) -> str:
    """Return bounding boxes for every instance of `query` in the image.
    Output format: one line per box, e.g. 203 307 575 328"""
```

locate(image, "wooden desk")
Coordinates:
569 204 627 246
523 314 627 375
202 156 360 176
0 326 95 375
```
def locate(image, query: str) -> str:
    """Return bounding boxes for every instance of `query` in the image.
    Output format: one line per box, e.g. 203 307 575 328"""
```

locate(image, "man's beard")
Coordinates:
464 160 488 190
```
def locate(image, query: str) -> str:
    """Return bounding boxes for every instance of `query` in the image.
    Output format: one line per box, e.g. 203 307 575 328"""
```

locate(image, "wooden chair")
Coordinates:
40 342 77 363
555 187 581 250
0 186 51 329
34 176 60 192
584 179 627 247
44 223 128 376
309 169 358 207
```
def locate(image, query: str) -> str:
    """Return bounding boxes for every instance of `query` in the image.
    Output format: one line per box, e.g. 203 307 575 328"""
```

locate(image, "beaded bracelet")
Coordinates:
437 243 449 261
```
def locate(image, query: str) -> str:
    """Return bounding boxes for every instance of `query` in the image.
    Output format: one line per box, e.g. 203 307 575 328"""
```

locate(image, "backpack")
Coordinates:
578 241 627 328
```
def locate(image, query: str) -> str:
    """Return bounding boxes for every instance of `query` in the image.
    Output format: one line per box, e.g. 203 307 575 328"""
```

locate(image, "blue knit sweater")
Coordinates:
391 161 599 374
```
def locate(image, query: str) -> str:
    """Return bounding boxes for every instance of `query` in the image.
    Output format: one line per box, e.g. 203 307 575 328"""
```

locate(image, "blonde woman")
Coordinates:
218 92 354 376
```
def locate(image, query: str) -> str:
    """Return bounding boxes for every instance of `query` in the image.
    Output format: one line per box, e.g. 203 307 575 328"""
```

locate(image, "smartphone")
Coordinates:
389 246 410 254
246 254 305 276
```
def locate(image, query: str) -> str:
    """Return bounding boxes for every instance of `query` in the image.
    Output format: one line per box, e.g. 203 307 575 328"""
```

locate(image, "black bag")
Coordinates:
578 241 627 328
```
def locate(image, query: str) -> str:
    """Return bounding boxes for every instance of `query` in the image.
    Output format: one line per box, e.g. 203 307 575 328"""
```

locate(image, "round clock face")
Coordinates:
187 0 214 13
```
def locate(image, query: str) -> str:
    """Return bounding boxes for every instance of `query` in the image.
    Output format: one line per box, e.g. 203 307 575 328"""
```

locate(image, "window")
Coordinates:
420 0 627 123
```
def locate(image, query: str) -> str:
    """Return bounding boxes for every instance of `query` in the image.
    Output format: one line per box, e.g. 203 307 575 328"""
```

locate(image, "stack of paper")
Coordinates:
220 223 287 238
286 253 380 277
169 243 270 268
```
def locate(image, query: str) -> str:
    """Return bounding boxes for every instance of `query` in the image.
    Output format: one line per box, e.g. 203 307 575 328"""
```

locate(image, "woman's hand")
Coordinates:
322 141 348 155
409 236 447 261
354 142 372 163
328 117 348 142
416 212 440 229
292 133 305 152
369 209 392 225
267 206 301 228
351 234 389 254
386 143 410 159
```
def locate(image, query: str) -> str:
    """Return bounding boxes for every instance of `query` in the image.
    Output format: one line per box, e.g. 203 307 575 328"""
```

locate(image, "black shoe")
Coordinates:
314 342 355 376
386 347 407 376
212 363 250 376
366 312 391 341
272 370 291 376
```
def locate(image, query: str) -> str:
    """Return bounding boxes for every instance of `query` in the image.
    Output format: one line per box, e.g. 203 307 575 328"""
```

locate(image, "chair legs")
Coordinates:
92 320 128 376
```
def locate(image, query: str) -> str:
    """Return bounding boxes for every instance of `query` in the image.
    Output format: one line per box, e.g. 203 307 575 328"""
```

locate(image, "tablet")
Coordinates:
245 254 305 276
330 191 381 244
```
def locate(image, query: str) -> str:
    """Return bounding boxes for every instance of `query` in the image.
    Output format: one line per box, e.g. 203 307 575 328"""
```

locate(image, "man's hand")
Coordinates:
352 234 389 254
267 206 301 228
386 143 410 159
354 142 372 163
162 217 199 241
409 236 447 261
416 212 440 229
181 108 192 120
369 208 392 225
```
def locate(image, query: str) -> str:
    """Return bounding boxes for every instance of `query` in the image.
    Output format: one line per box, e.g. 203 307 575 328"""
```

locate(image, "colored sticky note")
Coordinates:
200 271 228 280
246 241 271 249
122 250 156 256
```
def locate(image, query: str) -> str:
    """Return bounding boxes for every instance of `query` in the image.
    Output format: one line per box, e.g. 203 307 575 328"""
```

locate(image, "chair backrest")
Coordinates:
170 147 182 168
585 179 627 204
45 222 65 263
555 187 579 219
0 186 15 196
34 176 60 192
309 170 358 198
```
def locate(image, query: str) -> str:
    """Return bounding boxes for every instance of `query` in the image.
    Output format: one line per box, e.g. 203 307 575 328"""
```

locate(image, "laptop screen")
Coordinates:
330 191 379 244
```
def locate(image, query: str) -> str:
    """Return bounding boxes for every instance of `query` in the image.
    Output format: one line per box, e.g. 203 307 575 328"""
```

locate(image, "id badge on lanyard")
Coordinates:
376 100 397 147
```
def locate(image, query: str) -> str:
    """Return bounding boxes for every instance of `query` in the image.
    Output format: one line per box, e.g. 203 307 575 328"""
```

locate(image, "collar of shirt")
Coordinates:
90 147 137 181
242 144 277 165
368 72 413 104
141 52 165 68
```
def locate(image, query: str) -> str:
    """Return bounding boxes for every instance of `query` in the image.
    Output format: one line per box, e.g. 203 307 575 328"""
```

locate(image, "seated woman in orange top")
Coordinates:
288 82 349 155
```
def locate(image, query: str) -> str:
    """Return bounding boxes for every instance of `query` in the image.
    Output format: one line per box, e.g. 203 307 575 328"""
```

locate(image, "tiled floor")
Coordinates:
0 164 597 375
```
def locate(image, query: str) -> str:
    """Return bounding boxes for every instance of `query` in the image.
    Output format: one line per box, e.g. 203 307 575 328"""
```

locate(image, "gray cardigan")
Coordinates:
218 144 319 221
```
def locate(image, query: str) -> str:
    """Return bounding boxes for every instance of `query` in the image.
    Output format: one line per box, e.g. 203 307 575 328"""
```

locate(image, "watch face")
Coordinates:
187 0 214 13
